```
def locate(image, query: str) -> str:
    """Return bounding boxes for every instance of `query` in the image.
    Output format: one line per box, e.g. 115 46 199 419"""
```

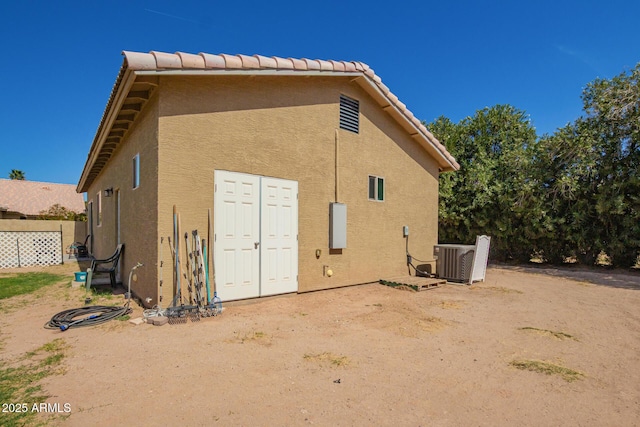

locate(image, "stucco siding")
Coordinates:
86 95 159 298
155 75 439 301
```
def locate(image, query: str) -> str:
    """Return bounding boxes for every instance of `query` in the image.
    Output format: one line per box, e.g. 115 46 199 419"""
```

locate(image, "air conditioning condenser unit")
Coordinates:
434 244 475 283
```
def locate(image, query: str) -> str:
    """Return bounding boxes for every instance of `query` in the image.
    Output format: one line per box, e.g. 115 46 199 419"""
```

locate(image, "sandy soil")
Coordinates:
1 262 639 426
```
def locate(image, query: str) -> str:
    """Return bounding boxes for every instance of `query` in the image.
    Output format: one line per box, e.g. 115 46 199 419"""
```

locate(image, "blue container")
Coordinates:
74 272 87 282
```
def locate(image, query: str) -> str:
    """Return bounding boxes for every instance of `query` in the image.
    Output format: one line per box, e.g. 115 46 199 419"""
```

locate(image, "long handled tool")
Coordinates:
203 238 211 305
202 238 222 316
208 208 222 312
166 208 198 324
159 236 164 308
193 230 206 307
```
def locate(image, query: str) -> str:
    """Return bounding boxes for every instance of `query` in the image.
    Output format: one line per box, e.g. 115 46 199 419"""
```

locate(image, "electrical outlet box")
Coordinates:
329 203 347 249
403 225 409 237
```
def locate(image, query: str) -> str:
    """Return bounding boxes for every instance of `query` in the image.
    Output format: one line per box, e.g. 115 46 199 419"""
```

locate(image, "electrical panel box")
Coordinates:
329 203 347 249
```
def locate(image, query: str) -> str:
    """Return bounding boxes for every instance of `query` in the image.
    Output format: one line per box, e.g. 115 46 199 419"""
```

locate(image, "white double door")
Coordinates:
214 170 298 301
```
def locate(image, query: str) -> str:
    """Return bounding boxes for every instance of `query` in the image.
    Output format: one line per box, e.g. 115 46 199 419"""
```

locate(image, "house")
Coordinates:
0 179 85 219
77 50 459 306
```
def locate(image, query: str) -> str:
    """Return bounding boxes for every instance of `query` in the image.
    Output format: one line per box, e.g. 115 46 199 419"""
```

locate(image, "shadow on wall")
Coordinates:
495 264 640 291
73 221 87 247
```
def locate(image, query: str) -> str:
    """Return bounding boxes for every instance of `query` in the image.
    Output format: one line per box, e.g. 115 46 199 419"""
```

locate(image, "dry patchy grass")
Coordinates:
519 327 578 341
303 352 351 367
510 359 584 382
470 285 523 294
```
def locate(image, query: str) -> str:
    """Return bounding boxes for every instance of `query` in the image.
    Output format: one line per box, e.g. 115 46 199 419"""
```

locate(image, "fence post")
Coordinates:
60 224 64 265
16 238 21 268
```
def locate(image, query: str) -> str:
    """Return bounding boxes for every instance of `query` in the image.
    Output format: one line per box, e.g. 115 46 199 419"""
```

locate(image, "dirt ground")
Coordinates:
1 262 639 426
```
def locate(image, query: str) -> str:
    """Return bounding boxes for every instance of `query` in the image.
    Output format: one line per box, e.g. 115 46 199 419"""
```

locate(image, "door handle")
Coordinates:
254 242 260 249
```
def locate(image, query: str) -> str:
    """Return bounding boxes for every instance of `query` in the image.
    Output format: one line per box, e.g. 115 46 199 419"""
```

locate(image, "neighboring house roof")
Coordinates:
0 179 86 217
78 50 460 192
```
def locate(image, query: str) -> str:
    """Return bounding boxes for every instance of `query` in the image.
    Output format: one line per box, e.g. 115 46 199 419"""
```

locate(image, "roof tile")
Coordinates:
253 54 277 69
289 58 307 70
302 58 321 70
0 179 85 217
220 54 242 69
329 60 346 72
150 51 182 69
200 53 226 68
343 62 357 72
238 54 260 69
272 56 294 69
317 59 333 71
80 50 460 192
176 52 205 69
122 51 157 70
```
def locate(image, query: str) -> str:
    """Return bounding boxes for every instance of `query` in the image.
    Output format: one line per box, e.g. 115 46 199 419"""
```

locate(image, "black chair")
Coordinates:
72 234 90 258
90 244 124 288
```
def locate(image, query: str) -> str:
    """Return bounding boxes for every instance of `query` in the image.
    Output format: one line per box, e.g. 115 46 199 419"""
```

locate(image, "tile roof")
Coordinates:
124 51 458 169
0 179 85 217
79 50 459 191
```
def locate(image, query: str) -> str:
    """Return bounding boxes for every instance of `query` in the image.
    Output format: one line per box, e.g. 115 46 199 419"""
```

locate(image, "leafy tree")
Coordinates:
432 63 640 268
531 119 599 264
431 105 540 262
9 169 25 180
578 63 640 267
38 204 87 221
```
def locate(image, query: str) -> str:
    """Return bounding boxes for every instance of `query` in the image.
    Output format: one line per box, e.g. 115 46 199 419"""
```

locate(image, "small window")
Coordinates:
96 192 102 226
339 94 359 133
368 175 384 201
133 154 140 189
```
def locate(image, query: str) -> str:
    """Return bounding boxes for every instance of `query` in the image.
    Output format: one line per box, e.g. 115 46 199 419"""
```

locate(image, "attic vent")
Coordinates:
339 94 359 133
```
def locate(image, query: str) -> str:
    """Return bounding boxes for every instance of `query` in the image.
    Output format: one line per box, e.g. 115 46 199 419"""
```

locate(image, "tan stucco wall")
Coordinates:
85 95 159 296
153 75 440 303
0 219 86 257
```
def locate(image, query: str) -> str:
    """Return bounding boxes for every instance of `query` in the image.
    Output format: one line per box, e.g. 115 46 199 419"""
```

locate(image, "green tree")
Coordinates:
578 63 640 267
38 204 86 221
9 169 25 180
531 119 599 264
431 105 541 262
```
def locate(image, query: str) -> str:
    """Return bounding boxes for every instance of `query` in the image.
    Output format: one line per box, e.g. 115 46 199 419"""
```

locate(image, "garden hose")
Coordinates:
44 304 132 331
45 262 143 331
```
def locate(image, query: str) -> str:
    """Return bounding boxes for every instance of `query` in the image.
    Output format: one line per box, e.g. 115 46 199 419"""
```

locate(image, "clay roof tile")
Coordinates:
199 53 226 68
253 54 277 69
150 51 182 69
176 52 205 69
220 54 243 69
0 179 85 217
122 51 157 70
238 54 260 69
329 60 346 72
272 56 295 69
289 58 307 70
317 59 333 71
302 58 321 70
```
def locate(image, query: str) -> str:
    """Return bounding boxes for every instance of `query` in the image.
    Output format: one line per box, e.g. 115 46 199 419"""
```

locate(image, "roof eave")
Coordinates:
77 52 459 192
77 63 137 193
351 76 459 172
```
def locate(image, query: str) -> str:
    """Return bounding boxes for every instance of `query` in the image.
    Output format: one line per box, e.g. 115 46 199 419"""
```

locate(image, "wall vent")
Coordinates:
339 94 359 133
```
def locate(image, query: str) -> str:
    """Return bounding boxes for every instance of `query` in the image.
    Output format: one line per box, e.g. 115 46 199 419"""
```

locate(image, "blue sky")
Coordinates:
1 1 638 186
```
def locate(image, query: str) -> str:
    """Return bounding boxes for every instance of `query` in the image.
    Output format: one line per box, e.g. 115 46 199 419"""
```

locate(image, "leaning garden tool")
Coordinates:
166 208 196 324
208 208 223 314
